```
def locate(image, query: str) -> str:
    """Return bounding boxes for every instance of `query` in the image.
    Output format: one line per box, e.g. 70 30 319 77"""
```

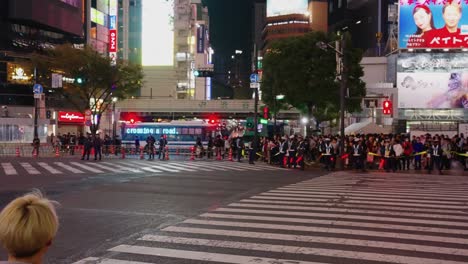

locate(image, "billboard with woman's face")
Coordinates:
399 1 468 49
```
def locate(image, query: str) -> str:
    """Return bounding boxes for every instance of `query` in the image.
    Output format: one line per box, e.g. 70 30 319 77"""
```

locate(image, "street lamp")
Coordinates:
112 97 118 138
274 94 285 135
316 36 347 170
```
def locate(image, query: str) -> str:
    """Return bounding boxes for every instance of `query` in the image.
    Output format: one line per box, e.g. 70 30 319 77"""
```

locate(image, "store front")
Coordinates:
57 111 85 135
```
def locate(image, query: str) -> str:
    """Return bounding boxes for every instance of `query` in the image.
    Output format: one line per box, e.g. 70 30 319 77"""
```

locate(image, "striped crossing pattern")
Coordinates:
73 172 468 264
0 160 285 176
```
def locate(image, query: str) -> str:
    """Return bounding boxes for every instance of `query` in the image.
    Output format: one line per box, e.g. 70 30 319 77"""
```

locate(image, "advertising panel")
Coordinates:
58 112 85 123
142 0 174 66
397 53 468 109
399 1 468 49
109 29 117 52
267 0 308 17
197 24 206 53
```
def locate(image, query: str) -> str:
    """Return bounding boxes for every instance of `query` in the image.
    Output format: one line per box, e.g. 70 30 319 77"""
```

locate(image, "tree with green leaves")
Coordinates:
34 45 143 135
262 31 365 135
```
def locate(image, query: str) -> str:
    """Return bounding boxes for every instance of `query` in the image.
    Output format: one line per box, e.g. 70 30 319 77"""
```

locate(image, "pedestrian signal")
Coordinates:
383 100 392 115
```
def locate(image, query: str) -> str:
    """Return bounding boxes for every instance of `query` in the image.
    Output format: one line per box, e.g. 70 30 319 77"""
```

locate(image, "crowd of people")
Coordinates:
254 133 468 174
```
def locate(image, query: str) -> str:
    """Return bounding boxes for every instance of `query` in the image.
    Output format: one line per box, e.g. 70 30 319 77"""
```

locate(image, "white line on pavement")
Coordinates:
109 244 327 264
168 162 214 171
128 161 180 172
101 161 142 173
200 213 468 235
37 162 63 174
86 162 121 173
1 163 17 175
19 162 40 175
69 162 104 173
215 207 468 228
54 162 84 174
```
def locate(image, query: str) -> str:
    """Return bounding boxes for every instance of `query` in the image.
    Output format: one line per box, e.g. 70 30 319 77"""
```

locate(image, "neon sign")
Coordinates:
126 127 179 135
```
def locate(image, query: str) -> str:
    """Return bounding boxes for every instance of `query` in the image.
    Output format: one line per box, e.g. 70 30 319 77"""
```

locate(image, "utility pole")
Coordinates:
251 44 259 164
339 34 347 170
33 67 38 139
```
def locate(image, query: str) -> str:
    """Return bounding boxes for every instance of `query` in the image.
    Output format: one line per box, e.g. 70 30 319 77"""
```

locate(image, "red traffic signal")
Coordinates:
383 100 392 115
129 118 135 124
263 107 269 119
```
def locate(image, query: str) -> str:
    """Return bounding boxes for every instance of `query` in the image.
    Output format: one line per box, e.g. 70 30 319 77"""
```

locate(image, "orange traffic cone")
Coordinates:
140 147 144 160
15 147 20 158
190 147 195 161
165 146 170 160
228 148 233 162
121 147 126 159
55 146 59 157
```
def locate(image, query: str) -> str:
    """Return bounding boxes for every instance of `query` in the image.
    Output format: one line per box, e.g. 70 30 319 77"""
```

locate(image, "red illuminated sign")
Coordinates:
58 112 85 123
383 100 392 115
109 29 117 52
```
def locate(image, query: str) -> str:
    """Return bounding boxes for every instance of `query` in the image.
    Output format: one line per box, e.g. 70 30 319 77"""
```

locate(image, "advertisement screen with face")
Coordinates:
399 1 468 49
397 53 468 109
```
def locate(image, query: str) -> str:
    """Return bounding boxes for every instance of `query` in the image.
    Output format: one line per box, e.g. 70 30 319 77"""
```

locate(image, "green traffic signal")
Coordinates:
193 70 200 77
76 78 83 84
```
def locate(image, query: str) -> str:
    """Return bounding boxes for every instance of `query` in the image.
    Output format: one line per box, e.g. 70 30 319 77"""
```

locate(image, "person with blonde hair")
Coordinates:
0 190 59 264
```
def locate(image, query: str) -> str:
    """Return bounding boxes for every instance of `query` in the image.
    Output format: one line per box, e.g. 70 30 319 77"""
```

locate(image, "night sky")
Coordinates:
204 0 254 98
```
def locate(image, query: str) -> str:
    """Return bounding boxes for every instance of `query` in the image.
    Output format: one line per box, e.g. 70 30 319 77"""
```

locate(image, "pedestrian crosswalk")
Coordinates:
0 160 284 176
74 172 468 264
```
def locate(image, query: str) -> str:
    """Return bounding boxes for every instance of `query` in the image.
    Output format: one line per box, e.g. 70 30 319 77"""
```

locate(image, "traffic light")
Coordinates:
383 100 392 115
76 78 84 84
46 110 51 119
246 117 254 130
129 118 135 124
263 106 269 119
194 70 214 77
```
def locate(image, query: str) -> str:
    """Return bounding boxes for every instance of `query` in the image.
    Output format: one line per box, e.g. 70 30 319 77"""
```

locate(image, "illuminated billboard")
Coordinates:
142 0 174 66
267 0 308 17
399 1 468 49
397 53 468 109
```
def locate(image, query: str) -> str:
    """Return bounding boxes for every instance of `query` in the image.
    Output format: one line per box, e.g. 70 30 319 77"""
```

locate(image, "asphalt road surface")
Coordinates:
1 158 468 264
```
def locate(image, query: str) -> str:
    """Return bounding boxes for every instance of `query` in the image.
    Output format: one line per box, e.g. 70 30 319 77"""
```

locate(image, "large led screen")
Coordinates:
267 0 308 17
397 53 468 109
142 0 174 66
399 1 468 49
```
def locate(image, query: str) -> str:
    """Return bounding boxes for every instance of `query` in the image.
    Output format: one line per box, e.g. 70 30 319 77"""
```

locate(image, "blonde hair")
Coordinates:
0 190 59 258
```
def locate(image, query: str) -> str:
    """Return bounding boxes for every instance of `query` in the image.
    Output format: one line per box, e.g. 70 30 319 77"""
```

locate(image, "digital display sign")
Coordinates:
399 1 468 49
58 112 85 123
142 0 174 66
125 127 178 135
267 0 308 17
397 53 468 109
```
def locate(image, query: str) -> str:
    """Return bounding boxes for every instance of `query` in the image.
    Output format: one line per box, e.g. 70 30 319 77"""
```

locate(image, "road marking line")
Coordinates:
261 191 467 205
72 257 152 264
239 198 465 215
102 161 142 173
37 162 63 174
228 202 468 221
141 233 468 263
181 218 468 245
215 207 468 228
69 162 104 173
290 185 468 195
250 195 468 210
1 163 17 175
19 163 40 175
54 162 84 174
129 161 180 172
191 162 232 171
200 213 468 235
109 244 326 264
154 163 196 172
86 162 121 173
168 162 214 171
278 187 468 199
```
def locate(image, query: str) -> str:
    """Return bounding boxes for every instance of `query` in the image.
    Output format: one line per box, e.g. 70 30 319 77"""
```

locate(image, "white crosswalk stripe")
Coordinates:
0 160 284 177
73 172 468 264
69 162 104 173
54 162 84 174
1 163 17 175
37 162 63 174
19 162 40 175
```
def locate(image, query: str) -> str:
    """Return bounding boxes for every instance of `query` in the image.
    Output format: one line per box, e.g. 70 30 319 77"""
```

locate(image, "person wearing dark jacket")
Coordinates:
412 137 424 170
93 134 102 161
428 139 443 174
81 134 92 160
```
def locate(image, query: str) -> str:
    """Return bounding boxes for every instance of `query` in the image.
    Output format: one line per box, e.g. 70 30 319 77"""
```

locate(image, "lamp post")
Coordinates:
111 97 118 138
274 94 285 135
316 35 347 170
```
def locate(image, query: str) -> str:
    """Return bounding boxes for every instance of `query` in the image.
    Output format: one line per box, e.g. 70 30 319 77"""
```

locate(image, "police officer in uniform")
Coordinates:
320 138 335 171
428 138 443 175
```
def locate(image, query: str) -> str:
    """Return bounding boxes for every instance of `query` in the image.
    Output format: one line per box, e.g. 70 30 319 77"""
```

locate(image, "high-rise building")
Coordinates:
139 0 213 100
328 0 394 56
118 0 142 65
